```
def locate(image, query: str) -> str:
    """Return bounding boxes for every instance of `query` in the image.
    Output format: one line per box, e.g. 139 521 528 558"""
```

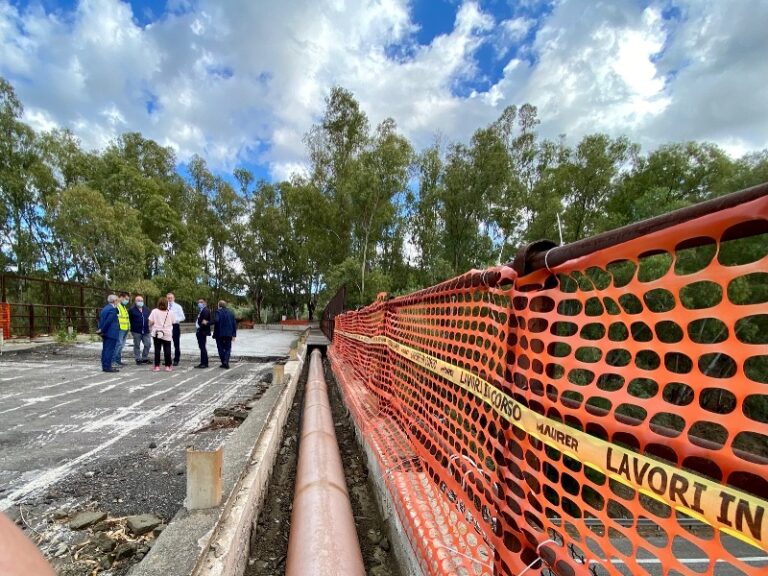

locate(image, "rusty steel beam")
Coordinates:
514 181 768 276
285 349 365 576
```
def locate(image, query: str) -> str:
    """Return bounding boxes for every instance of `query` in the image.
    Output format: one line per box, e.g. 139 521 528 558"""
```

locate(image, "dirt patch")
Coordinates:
245 366 304 575
246 358 402 576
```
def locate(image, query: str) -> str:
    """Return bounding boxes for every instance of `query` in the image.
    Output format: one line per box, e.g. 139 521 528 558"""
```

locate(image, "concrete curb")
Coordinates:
129 344 307 576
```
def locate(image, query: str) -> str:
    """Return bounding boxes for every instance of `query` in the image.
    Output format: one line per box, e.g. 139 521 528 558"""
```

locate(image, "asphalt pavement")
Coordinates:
587 534 768 575
0 329 297 517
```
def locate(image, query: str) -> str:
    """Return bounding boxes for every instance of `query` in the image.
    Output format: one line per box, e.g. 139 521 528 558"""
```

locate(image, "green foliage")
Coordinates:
55 321 77 343
0 76 766 319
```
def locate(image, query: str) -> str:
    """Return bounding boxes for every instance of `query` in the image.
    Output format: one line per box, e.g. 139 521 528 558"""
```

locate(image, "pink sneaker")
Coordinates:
165 366 172 372
153 366 160 372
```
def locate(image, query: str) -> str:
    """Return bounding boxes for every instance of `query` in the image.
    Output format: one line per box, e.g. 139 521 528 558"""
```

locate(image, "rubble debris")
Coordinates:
213 407 249 421
114 541 137 561
126 514 163 536
70 511 107 530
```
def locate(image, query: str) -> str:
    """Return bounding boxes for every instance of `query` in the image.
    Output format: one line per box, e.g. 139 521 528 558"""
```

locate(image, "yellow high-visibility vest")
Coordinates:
117 303 130 331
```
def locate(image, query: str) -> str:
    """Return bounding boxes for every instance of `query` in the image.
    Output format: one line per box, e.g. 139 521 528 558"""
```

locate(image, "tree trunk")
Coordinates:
252 290 264 324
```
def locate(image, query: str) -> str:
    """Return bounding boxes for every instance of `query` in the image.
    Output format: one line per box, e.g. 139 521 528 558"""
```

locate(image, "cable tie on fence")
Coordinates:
449 454 492 490
432 544 495 573
544 248 555 273
516 539 556 576
375 456 422 482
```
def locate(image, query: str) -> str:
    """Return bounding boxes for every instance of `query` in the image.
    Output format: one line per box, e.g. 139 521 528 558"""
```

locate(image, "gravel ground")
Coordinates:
246 358 402 576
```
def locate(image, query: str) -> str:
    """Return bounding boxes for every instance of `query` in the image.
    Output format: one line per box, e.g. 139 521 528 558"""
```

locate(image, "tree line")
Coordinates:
1 78 766 320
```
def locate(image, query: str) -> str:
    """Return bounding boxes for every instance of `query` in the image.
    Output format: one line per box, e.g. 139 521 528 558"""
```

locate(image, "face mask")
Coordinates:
198 303 205 310
136 301 144 308
122 299 129 305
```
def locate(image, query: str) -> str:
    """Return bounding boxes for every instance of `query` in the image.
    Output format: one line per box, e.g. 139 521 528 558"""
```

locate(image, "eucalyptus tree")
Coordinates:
0 78 51 275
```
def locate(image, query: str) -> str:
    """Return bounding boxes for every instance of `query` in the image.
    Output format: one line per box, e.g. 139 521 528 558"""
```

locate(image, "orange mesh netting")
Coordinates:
0 302 10 339
329 191 768 576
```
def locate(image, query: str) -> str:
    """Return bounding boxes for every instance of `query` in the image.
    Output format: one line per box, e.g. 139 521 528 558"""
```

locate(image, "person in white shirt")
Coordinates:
166 292 186 366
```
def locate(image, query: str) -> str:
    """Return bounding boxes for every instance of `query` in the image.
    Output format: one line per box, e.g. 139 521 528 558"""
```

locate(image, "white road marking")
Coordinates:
0 369 102 406
0 368 241 510
0 374 142 415
0 374 32 382
37 400 78 419
156 364 262 449
608 557 768 565
0 362 52 370
38 370 103 389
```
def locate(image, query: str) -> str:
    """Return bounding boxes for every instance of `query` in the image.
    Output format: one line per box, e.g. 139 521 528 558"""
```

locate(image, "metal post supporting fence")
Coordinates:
79 287 85 332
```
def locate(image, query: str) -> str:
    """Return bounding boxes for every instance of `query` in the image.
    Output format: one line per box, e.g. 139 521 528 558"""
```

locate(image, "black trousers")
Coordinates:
172 324 181 363
153 337 172 367
197 331 208 366
216 337 232 366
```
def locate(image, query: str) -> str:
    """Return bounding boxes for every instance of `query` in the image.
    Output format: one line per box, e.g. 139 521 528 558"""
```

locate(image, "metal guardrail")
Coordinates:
0 274 202 339
320 285 346 341
512 182 768 275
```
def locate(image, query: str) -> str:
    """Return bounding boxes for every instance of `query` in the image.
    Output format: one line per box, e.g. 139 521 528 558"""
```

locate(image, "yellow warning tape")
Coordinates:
335 329 768 551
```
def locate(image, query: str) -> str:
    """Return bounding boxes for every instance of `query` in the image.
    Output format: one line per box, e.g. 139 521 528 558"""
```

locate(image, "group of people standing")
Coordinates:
97 292 237 373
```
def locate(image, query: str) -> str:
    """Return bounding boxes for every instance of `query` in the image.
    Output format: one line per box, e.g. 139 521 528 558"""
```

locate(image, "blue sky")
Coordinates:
2 0 767 185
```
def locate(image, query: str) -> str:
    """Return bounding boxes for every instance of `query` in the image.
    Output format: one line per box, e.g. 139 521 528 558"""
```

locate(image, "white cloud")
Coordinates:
0 0 766 181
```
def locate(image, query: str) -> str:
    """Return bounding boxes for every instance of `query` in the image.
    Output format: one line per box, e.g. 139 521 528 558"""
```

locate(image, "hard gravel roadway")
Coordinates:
0 331 297 543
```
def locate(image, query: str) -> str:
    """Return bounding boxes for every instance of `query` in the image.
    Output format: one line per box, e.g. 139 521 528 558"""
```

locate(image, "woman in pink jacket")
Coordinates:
149 296 176 372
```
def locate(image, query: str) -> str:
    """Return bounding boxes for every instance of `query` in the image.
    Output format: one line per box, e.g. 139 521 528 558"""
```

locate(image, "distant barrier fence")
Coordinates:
0 274 117 338
0 302 10 340
280 319 309 326
0 274 201 339
329 184 768 576
321 285 347 341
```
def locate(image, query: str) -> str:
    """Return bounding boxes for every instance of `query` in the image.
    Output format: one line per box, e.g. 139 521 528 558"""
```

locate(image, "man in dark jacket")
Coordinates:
97 294 120 373
212 300 237 369
194 298 212 368
128 294 152 364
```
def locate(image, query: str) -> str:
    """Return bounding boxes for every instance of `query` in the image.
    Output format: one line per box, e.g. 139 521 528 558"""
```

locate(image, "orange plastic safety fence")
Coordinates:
329 193 768 576
0 302 10 339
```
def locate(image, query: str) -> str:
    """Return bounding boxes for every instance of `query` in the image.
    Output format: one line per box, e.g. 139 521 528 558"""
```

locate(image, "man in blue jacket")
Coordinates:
128 294 152 365
194 298 212 369
97 294 120 373
212 300 237 369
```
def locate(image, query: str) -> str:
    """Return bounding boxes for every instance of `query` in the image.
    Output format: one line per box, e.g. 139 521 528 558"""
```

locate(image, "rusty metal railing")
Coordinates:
511 182 768 275
320 285 346 341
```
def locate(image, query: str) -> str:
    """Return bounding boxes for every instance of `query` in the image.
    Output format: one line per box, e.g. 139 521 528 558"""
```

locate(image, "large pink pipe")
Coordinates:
285 349 365 576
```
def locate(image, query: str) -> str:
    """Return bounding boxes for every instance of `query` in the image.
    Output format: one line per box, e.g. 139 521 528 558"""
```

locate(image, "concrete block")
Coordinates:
273 363 285 385
289 347 298 361
187 448 223 510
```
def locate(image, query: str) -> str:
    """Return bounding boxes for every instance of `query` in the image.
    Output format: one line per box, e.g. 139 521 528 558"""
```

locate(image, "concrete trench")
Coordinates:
140 336 412 576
